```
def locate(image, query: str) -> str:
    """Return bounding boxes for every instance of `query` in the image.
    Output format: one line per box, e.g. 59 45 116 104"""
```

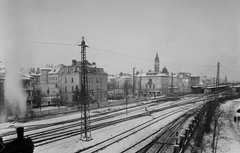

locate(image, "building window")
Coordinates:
47 87 49 94
91 77 93 83
65 78 67 83
153 85 155 89
96 78 99 83
146 85 147 88
100 78 102 83
72 86 74 92
71 78 74 83
66 95 68 100
65 86 67 92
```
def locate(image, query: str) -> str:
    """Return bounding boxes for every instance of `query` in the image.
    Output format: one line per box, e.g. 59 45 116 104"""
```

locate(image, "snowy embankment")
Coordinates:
202 99 240 153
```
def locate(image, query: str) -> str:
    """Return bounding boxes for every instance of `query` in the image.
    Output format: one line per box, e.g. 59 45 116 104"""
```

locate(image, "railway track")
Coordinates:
75 105 198 153
32 104 199 148
1 97 204 149
137 115 189 153
1 97 201 139
0 102 158 138
119 112 190 153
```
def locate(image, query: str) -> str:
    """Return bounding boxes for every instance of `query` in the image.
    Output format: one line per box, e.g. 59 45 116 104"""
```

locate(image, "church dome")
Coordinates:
162 66 168 74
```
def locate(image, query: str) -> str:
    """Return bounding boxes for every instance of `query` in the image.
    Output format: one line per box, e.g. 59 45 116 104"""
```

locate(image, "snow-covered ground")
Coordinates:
0 96 202 153
202 99 240 153
0 97 196 136
35 103 199 153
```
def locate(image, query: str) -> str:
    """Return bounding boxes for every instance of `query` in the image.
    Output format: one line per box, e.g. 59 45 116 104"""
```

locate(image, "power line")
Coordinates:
89 46 211 67
197 65 217 76
1 37 214 67
0 38 76 46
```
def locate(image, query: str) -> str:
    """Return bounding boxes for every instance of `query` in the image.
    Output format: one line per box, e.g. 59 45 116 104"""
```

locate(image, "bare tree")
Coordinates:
73 85 80 106
108 79 117 95
33 86 44 112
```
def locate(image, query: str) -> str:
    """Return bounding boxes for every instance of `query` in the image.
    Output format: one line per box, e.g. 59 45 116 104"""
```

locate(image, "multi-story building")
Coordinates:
21 72 34 106
21 67 41 86
38 65 61 105
118 73 133 89
136 71 169 97
173 72 191 93
59 60 108 105
199 76 214 86
48 65 62 87
40 66 52 84
190 75 200 86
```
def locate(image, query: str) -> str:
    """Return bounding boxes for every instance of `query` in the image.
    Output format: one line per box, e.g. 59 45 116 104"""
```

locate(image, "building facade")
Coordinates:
59 60 108 105
172 72 191 93
136 71 169 97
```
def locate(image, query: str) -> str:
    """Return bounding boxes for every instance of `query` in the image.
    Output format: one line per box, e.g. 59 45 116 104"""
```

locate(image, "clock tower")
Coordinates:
154 52 160 72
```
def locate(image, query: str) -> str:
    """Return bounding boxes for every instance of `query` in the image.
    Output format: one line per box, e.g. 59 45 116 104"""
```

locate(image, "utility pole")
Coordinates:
212 62 220 153
133 67 136 97
170 73 174 96
215 62 220 100
78 37 92 141
138 70 142 99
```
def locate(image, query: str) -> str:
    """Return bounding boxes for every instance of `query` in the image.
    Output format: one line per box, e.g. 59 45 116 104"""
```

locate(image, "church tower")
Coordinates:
154 52 160 72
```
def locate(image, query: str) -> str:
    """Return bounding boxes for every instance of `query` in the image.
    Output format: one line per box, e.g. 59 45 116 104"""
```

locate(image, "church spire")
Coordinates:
154 52 160 72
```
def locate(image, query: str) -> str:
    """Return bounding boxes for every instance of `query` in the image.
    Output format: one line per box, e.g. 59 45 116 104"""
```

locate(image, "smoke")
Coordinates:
4 70 27 118
3 41 30 118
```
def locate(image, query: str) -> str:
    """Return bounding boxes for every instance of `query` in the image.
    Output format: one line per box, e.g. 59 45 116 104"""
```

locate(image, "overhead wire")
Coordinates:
89 46 211 67
1 37 216 68
0 38 76 46
197 65 217 76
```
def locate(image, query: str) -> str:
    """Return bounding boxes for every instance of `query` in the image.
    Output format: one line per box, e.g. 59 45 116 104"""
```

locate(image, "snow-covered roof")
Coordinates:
191 75 199 77
41 67 52 71
21 68 41 76
137 72 169 77
20 72 33 80
49 65 62 74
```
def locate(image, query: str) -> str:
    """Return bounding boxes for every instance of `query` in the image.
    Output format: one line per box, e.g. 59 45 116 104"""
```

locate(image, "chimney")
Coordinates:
72 60 77 66
92 62 96 65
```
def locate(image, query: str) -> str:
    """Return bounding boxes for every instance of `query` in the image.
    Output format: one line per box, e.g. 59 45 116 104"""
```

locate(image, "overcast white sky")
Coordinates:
0 0 239 81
